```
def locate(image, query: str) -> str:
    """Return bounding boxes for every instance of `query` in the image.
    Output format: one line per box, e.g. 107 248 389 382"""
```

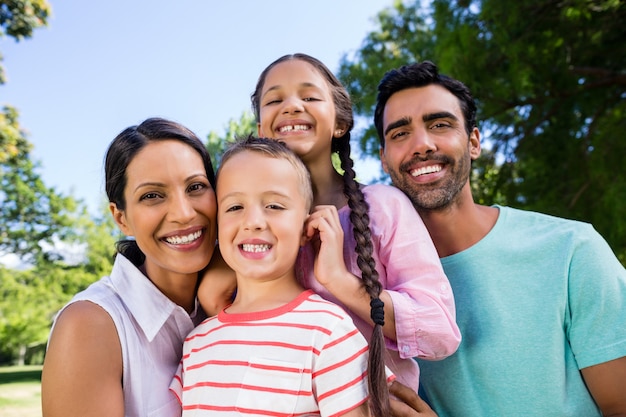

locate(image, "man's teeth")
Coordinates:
279 124 309 133
411 165 442 177
165 230 202 245
242 244 270 253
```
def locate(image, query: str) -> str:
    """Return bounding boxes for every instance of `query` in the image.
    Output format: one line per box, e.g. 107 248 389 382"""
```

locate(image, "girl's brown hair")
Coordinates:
252 53 390 417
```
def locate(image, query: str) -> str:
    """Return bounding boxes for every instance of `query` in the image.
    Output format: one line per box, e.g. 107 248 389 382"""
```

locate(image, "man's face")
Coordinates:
379 84 480 211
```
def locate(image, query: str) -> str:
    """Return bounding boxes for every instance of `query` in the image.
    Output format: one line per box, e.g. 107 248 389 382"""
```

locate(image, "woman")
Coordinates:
41 117 217 417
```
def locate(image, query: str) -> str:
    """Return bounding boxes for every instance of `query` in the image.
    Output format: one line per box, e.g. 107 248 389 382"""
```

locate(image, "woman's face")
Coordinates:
110 140 217 282
256 59 340 165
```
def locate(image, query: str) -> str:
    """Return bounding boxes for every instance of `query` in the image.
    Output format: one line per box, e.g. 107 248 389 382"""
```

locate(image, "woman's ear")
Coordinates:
110 202 133 237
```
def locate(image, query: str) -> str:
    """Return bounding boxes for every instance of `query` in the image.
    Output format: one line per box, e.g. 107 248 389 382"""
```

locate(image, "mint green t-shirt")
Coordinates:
417 206 626 417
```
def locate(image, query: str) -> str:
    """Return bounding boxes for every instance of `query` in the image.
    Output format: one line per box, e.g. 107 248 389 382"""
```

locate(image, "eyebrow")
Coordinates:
423 111 459 122
262 82 322 98
384 116 412 136
134 173 207 192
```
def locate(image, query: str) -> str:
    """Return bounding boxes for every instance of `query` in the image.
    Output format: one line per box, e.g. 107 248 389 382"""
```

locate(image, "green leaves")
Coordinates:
339 0 626 262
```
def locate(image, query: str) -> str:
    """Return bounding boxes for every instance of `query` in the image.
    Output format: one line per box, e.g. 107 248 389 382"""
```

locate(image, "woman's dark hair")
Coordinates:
104 117 216 266
374 60 477 148
252 54 390 416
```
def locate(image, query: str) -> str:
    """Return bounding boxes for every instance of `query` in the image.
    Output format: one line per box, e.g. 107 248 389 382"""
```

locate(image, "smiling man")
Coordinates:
373 61 626 417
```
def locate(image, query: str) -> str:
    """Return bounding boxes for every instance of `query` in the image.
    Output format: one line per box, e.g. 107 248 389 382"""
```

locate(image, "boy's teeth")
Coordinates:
242 244 270 253
165 230 202 245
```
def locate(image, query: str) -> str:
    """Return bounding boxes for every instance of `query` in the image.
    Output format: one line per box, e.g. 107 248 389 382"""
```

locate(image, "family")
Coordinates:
40 54 626 417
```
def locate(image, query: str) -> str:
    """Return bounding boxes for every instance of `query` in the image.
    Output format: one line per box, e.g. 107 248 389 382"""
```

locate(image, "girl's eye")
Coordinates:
303 97 319 102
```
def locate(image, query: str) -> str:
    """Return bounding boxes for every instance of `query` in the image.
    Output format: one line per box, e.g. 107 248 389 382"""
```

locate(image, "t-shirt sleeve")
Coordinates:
567 224 626 369
313 312 370 416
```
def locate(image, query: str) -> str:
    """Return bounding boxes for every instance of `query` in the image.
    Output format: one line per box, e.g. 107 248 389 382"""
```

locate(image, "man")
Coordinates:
374 61 626 417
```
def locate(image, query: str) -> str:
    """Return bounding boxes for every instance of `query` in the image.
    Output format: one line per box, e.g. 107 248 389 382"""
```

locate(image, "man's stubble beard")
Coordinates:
388 149 471 212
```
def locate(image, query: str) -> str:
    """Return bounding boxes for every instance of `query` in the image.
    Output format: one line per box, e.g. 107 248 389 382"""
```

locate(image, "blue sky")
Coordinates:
1 0 393 217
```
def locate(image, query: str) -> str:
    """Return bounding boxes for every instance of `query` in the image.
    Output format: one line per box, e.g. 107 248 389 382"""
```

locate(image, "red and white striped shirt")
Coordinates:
170 290 372 416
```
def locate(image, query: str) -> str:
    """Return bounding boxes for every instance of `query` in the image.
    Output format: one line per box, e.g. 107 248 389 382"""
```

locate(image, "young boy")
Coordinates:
170 137 387 416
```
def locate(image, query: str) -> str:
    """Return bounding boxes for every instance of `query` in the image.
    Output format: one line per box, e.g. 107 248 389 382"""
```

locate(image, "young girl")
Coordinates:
251 54 461 400
41 118 218 417
172 137 385 416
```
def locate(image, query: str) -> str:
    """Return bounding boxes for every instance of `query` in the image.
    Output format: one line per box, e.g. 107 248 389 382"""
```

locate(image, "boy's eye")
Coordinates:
266 204 285 210
225 204 242 213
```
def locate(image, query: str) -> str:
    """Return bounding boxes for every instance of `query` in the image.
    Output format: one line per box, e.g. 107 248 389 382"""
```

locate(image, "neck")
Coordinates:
228 275 304 314
143 264 198 313
417 185 498 258
306 157 347 208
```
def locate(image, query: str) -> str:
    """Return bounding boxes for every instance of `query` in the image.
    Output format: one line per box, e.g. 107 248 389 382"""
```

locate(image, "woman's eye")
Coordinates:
140 192 161 201
188 182 207 193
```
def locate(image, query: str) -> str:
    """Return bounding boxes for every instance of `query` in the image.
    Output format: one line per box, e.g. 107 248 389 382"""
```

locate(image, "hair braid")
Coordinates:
336 134 390 417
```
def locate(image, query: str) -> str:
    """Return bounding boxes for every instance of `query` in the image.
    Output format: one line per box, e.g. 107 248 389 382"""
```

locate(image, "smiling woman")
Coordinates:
40 118 218 417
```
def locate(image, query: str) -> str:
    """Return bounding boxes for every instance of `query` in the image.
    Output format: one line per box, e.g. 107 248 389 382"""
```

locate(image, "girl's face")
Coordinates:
110 140 217 283
216 151 308 284
256 59 341 164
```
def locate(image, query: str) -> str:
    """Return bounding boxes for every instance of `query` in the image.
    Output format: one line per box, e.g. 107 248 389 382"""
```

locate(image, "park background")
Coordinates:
1 0 624 415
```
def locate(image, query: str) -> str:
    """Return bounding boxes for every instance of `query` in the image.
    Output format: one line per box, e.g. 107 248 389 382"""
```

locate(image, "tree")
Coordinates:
339 0 626 263
0 0 51 83
0 106 81 264
206 110 257 167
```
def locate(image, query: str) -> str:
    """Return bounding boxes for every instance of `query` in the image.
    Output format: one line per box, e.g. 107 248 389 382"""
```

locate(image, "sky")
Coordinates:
1 0 394 217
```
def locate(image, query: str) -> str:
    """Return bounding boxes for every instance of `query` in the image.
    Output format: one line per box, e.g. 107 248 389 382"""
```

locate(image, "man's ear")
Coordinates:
110 202 133 237
380 148 390 174
469 127 481 161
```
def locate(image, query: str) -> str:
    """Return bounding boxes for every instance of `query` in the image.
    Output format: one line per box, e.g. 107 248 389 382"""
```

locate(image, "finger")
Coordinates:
389 381 434 413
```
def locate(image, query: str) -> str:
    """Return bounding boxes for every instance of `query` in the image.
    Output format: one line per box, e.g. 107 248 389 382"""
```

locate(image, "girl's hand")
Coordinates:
305 205 349 287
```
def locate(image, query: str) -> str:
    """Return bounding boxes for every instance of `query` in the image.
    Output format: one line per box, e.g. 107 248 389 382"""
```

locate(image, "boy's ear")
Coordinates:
110 202 133 237
300 214 310 246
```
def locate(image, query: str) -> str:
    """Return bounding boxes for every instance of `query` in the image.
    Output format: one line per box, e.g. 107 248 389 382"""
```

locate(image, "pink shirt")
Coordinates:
297 184 461 390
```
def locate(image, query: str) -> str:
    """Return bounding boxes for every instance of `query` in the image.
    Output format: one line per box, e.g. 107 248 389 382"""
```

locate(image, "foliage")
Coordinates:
0 0 51 83
339 0 626 263
0 106 81 264
206 110 257 168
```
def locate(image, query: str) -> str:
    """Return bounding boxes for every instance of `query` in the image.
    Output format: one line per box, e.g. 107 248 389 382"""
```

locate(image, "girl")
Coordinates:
41 118 218 417
251 54 461 406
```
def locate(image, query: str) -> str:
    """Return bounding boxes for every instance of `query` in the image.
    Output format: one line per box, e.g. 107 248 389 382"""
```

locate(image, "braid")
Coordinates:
336 134 390 417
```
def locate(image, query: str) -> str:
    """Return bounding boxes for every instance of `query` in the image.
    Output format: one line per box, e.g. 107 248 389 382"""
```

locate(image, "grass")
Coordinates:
0 365 42 417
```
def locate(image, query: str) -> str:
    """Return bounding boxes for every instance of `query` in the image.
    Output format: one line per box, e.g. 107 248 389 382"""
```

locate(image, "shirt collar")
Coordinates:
109 254 199 342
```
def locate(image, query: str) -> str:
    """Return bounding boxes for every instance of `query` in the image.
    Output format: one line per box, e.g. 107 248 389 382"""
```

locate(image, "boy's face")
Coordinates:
216 151 309 282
